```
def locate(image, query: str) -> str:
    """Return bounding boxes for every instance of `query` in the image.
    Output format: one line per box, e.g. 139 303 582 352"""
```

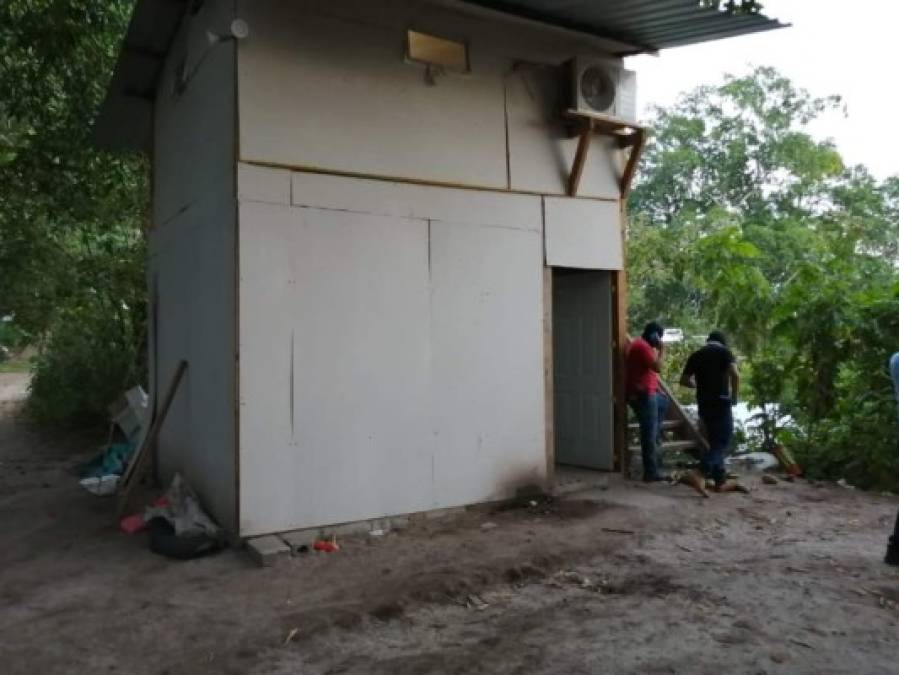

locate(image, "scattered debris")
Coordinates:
369 529 387 537
130 475 222 560
762 474 780 485
120 513 146 534
726 452 778 472
120 496 169 534
144 474 221 539
466 594 489 611
602 528 635 535
78 387 149 496
789 638 814 649
837 478 856 490
770 443 803 477
148 517 221 560
313 538 340 553
79 474 120 496
108 386 149 442
283 628 299 646
480 522 498 531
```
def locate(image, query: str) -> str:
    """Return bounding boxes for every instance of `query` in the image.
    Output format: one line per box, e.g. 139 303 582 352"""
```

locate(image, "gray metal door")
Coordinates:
553 270 614 470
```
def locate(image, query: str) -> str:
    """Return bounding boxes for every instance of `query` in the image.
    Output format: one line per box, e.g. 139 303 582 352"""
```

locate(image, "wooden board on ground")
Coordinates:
116 360 188 516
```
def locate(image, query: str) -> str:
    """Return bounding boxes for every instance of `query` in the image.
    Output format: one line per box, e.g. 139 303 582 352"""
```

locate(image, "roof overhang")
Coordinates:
94 0 188 151
463 0 787 54
94 0 786 151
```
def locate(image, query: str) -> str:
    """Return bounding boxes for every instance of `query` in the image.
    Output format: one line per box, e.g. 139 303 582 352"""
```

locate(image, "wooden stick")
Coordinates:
117 360 188 516
567 122 593 197
619 128 646 198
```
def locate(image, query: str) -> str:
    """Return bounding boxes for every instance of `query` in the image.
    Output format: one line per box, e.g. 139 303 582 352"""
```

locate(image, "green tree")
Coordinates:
628 67 899 490
0 0 148 425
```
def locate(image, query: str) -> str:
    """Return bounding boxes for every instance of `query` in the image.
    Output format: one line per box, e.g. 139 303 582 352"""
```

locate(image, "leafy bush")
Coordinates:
0 318 29 352
28 294 146 427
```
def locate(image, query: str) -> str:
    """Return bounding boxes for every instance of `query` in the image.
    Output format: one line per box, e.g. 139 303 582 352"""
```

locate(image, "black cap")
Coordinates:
643 321 664 341
707 330 727 345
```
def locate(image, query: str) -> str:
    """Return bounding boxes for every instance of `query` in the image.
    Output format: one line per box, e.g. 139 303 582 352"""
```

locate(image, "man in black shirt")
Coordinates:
680 330 744 492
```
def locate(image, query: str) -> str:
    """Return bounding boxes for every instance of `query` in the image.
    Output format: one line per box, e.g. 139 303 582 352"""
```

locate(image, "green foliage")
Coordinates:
699 1 764 15
0 0 148 426
629 67 899 491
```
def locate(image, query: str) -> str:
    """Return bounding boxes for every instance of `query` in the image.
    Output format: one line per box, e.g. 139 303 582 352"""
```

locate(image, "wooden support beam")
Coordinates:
543 268 555 487
567 123 593 197
619 128 646 199
611 202 629 473
562 109 649 475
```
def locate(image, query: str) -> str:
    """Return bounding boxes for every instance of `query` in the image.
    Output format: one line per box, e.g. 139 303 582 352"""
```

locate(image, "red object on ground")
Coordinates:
313 540 340 553
120 513 147 534
119 496 171 535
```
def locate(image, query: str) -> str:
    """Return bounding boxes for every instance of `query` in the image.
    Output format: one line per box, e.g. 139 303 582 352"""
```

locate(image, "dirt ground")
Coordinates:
1 372 897 675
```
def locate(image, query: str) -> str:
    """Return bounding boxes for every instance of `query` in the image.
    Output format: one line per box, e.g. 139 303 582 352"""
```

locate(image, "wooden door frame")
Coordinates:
545 126 646 478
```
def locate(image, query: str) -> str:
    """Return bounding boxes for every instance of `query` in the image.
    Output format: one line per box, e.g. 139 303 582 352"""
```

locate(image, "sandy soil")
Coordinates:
0 372 897 675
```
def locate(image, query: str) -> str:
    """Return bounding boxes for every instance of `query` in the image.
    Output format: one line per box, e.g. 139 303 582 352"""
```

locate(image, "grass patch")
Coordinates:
0 358 32 374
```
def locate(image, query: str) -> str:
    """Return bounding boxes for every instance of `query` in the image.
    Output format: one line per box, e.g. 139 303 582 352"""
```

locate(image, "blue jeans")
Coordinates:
629 392 668 480
699 402 733 486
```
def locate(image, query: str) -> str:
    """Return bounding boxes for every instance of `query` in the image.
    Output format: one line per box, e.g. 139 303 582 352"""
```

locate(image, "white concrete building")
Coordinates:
96 0 783 537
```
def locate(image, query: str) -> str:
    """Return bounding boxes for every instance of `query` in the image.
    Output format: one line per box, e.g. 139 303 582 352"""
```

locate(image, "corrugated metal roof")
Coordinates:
464 0 786 53
95 0 785 150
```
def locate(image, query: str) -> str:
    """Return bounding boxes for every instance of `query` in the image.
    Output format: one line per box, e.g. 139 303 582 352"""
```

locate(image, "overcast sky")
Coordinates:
625 0 899 180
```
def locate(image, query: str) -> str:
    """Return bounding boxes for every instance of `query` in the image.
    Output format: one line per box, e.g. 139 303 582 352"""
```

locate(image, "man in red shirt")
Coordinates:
626 321 668 481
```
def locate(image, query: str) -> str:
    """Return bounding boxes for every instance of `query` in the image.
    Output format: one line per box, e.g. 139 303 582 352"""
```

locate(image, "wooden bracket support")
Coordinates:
567 125 593 197
618 128 646 199
564 109 646 198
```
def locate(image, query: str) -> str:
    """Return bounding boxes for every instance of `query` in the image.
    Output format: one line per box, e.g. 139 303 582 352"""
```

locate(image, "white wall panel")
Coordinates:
429 220 546 505
238 202 434 535
236 0 629 197
544 196 623 270
237 162 291 205
238 176 547 536
290 172 541 231
237 0 508 189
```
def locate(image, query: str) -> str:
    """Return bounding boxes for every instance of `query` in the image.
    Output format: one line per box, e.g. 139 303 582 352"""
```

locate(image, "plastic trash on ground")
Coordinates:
79 474 119 496
725 452 779 472
144 473 221 539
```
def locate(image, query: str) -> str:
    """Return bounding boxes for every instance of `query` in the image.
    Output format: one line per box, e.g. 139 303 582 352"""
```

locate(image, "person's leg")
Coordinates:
711 404 733 486
630 394 660 481
700 405 730 487
656 393 669 444
887 508 899 566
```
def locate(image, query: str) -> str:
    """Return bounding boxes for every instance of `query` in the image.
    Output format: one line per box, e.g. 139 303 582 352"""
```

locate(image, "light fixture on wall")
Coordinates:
405 30 469 86
206 18 250 46
174 19 250 96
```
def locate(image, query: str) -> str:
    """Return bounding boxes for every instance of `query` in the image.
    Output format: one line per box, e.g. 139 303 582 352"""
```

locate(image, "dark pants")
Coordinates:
699 402 733 486
887 509 899 565
629 392 669 480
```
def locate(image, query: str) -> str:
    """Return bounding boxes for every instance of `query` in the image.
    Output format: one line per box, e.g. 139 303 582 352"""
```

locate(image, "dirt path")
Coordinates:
0 372 897 675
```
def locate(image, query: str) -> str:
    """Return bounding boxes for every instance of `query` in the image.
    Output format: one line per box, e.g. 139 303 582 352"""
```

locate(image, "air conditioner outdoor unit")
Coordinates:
570 57 637 122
